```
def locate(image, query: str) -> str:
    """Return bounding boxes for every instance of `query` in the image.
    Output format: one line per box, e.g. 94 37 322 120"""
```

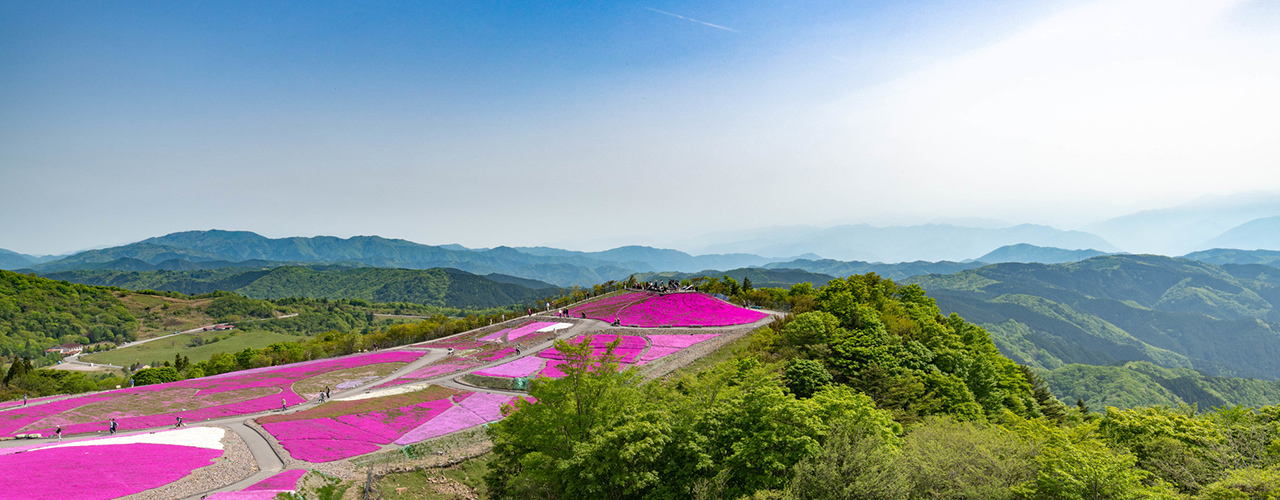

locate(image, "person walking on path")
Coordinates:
23 394 27 406
109 419 117 435
281 398 287 411
55 426 61 441
325 386 331 399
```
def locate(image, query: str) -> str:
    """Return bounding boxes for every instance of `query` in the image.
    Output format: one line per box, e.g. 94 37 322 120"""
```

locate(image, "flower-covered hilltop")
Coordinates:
470 333 721 382
570 291 768 327
0 351 423 438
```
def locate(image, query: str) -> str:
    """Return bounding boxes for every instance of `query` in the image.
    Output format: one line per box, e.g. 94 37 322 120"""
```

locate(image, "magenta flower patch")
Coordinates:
0 351 425 438
244 469 307 491
505 322 556 341
457 392 514 422
206 492 283 500
260 390 520 461
571 292 766 327
480 348 517 362
569 292 651 321
638 346 684 364
472 357 544 378
393 405 485 445
647 334 720 348
332 399 452 442
278 438 382 463
478 328 511 342
0 442 221 500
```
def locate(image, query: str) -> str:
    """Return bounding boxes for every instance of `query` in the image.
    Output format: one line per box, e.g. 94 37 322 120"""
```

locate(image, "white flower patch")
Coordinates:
335 382 433 402
535 323 572 333
46 426 226 451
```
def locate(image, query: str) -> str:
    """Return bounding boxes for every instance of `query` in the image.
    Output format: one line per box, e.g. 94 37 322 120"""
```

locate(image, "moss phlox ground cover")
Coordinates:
258 386 526 462
570 291 767 327
0 351 423 437
0 427 228 500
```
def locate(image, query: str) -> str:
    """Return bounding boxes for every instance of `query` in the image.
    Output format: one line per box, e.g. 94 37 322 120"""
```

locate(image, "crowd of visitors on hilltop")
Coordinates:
633 279 692 293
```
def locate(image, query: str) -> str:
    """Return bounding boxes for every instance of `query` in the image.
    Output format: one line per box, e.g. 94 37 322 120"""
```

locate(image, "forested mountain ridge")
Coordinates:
42 266 559 309
909 254 1280 379
1184 248 1280 267
763 258 985 281
975 243 1110 264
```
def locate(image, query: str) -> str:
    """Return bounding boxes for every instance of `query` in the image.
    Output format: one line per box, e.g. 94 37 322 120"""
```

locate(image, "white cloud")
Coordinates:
815 0 1280 223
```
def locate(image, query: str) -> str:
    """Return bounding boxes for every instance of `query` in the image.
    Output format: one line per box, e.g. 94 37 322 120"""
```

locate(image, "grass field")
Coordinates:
373 453 491 499
80 330 304 366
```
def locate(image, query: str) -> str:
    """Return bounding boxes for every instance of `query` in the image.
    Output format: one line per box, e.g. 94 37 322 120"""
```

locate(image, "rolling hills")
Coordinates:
41 266 559 309
909 254 1280 379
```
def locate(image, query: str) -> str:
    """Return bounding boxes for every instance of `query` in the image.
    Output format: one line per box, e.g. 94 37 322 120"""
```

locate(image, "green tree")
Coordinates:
133 366 180 386
785 358 832 399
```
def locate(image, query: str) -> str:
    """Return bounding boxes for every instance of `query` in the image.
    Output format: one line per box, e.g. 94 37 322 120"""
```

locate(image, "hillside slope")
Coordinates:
909 255 1280 379
1046 361 1280 411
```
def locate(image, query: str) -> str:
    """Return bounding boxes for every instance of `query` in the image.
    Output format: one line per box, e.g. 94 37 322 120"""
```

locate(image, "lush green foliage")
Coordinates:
0 270 138 359
1048 362 1280 412
909 255 1280 379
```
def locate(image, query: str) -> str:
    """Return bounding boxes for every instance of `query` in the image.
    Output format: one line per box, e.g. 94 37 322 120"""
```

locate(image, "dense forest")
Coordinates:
489 274 1280 499
0 270 139 358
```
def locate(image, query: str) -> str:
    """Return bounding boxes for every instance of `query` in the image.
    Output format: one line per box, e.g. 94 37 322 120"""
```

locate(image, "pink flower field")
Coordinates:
0 442 222 500
477 333 720 380
473 356 544 378
569 292 651 322
206 469 307 499
245 469 307 491
0 351 424 438
259 388 525 462
571 292 768 327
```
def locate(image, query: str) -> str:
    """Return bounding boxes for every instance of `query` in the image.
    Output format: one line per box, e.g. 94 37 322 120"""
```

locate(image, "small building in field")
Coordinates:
45 343 84 355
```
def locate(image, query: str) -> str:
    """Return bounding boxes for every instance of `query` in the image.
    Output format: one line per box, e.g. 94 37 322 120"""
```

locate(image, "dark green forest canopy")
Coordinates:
770 273 1046 422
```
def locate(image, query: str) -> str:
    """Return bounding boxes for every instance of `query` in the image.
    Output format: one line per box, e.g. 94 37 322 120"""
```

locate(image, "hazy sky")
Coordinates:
3 0 1279 255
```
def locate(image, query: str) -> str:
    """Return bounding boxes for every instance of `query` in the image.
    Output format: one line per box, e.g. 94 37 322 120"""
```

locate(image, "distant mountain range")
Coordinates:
1086 192 1280 256
9 226 1280 289
42 266 559 309
685 223 1119 262
14 230 807 287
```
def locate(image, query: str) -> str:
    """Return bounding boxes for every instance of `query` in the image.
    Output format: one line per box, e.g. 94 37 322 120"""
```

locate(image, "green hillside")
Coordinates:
0 270 139 358
909 255 1280 379
42 266 559 309
1046 361 1280 411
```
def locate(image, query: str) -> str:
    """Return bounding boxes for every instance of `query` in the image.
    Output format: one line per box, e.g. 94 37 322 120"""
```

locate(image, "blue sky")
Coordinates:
3 1 1279 255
